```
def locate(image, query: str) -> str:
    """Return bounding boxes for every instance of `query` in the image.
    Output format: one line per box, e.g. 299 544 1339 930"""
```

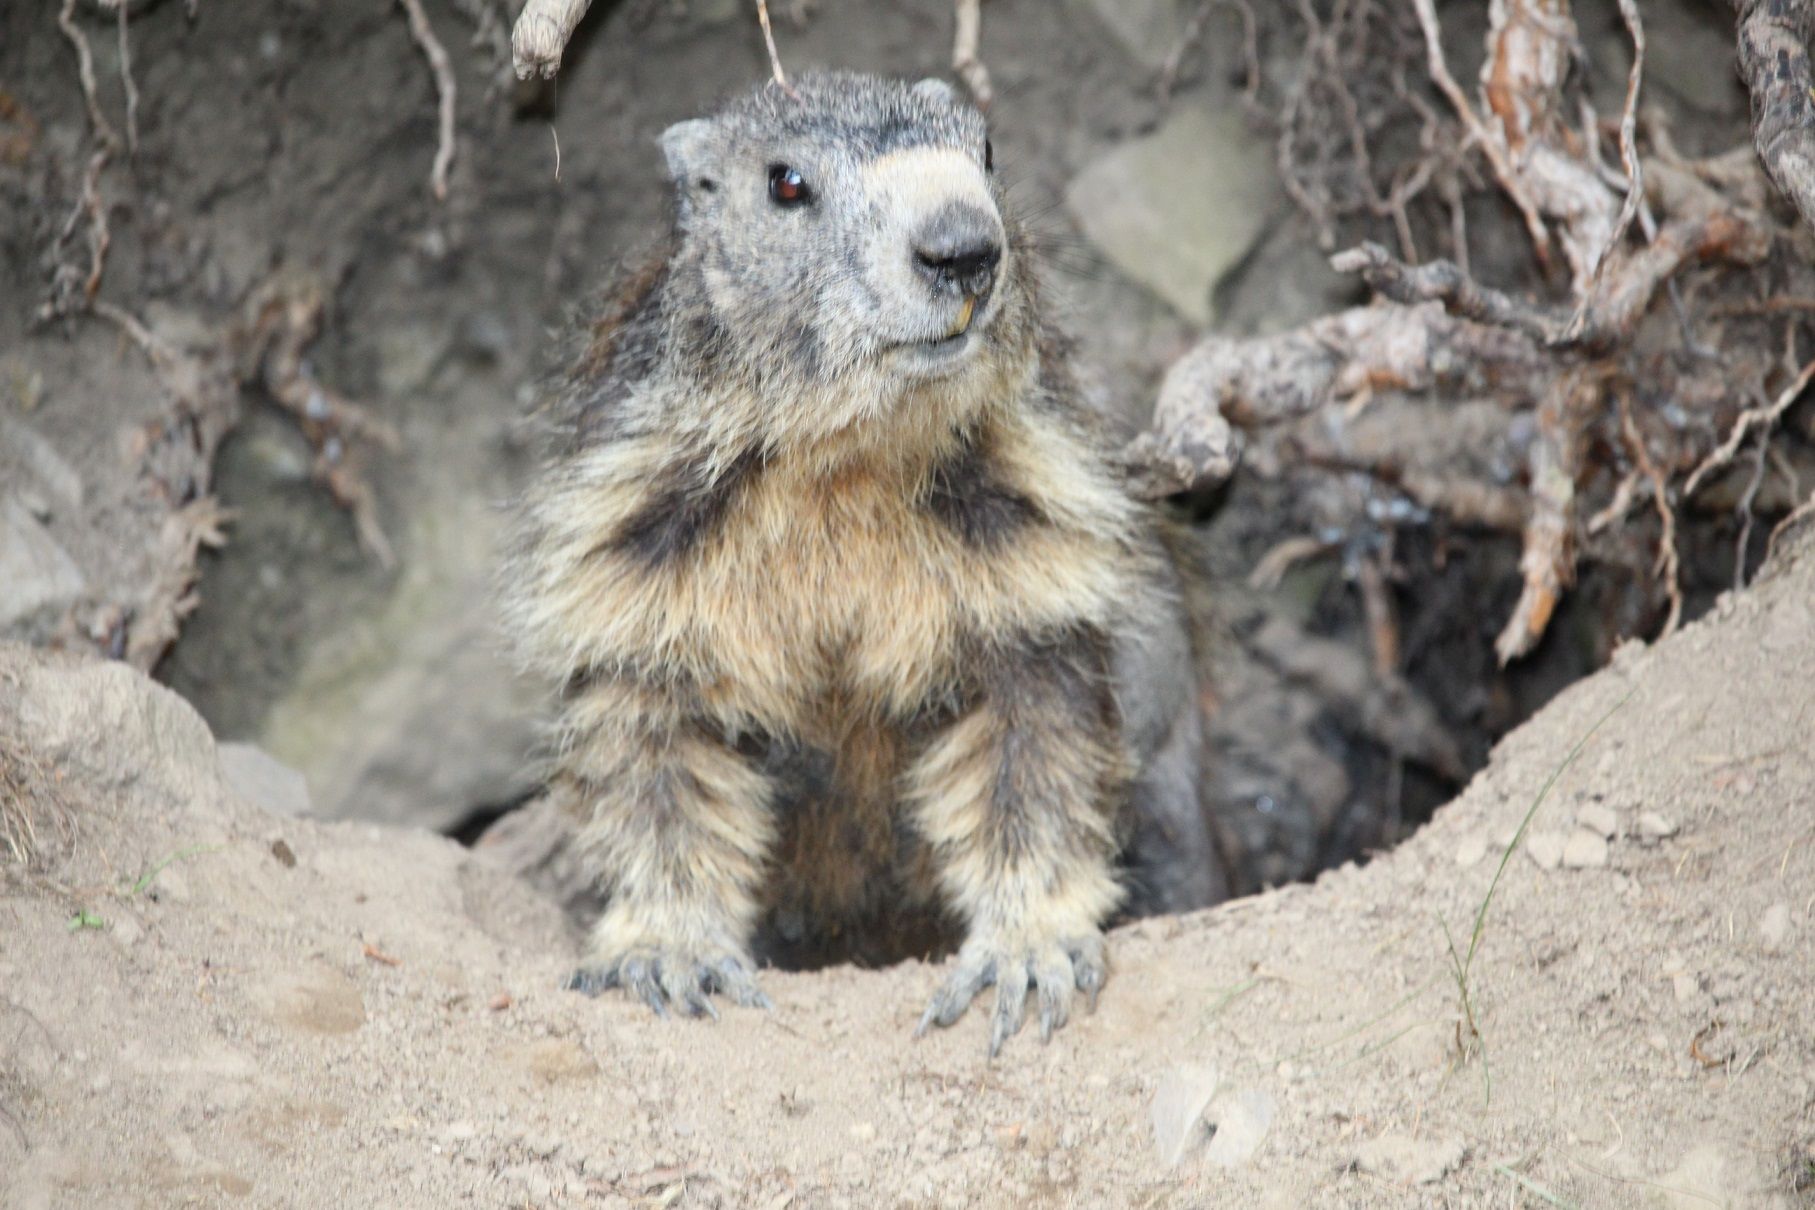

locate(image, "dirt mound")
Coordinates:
3 531 1811 1208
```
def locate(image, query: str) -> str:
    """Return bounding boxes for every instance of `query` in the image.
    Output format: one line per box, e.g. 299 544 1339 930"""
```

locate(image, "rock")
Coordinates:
1576 804 1619 839
1759 902 1792 954
0 497 87 631
1 418 85 511
1637 811 1678 839
1524 831 1566 871
1202 1088 1274 1168
1453 835 1488 868
1148 1063 1218 1169
1653 1144 1758 1210
1353 1133 1467 1185
1561 830 1610 868
259 495 543 833
219 743 313 818
1071 0 1195 70
1066 104 1279 324
1672 972 1700 1003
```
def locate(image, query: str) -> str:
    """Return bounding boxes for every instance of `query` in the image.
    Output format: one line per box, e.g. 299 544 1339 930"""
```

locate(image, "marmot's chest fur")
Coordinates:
577 411 1132 733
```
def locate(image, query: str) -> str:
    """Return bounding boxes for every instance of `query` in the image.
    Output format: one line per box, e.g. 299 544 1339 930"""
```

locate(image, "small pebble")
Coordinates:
1759 903 1792 954
1525 832 1566 871
1561 830 1609 868
1576 804 1619 839
1453 835 1488 868
1149 1063 1219 1169
19 489 52 521
1672 972 1699 1003
1637 811 1678 839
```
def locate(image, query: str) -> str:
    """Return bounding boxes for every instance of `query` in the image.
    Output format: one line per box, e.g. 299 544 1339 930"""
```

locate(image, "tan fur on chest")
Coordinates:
528 409 1136 738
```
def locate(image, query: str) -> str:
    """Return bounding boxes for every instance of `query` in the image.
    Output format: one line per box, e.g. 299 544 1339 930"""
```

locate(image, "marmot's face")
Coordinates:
661 74 1020 401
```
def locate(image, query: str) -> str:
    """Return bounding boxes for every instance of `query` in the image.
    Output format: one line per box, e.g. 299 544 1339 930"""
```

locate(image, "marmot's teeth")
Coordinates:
947 295 976 339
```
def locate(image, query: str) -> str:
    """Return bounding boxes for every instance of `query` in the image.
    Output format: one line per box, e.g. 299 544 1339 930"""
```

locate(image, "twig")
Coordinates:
1683 357 1815 498
756 0 795 95
1248 535 1335 590
1355 552 1400 677
1157 0 1260 110
76 148 109 302
57 0 120 153
1332 241 1565 343
1570 0 1644 336
1587 468 1646 535
397 0 457 202
510 0 592 80
952 0 991 110
115 0 140 156
1619 391 1682 637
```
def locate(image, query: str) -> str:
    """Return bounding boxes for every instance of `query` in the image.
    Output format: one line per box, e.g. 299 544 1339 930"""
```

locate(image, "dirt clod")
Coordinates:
1562 829 1611 868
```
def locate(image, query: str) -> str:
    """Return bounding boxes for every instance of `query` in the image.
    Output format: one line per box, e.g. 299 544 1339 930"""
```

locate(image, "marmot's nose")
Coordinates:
911 204 1002 298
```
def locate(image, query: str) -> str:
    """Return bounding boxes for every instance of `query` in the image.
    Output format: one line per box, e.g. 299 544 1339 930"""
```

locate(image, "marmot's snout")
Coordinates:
911 203 1002 304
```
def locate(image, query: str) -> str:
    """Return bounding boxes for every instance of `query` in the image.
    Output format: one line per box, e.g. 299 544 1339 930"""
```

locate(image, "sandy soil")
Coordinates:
4 527 1812 1209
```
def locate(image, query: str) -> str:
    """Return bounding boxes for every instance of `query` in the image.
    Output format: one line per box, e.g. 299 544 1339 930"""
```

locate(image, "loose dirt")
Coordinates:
4 528 1811 1209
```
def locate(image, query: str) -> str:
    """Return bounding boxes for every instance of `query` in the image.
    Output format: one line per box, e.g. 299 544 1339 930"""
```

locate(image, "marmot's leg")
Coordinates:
906 627 1124 1056
562 673 775 1017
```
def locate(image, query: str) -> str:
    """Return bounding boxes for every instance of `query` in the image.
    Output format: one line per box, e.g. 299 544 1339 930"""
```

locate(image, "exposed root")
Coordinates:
1410 0 1552 269
1619 391 1682 637
67 274 398 668
952 0 991 110
46 0 122 322
1684 358 1815 499
56 0 120 154
1123 300 1544 498
1599 0 1646 284
236 274 401 568
1730 0 1815 231
510 0 591 80
397 0 457 202
1158 0 1260 111
112 0 140 156
1496 369 1593 666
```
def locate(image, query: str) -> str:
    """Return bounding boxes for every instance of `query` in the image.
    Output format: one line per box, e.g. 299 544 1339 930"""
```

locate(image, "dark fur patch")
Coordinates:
922 428 1043 548
563 254 671 444
606 445 762 567
976 624 1119 863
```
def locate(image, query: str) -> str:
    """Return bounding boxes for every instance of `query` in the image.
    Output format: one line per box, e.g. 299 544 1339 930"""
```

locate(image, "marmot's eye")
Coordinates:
768 164 812 208
984 139 994 173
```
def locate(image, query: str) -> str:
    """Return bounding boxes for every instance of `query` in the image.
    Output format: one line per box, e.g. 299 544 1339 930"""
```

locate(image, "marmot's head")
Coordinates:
658 72 1037 442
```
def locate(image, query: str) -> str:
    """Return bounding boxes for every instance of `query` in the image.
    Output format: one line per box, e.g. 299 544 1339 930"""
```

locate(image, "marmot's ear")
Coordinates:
660 119 716 186
911 78 958 106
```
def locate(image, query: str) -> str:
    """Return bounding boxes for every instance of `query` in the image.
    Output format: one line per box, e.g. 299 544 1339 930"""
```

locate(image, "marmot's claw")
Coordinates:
915 933 1107 1057
565 947 768 1018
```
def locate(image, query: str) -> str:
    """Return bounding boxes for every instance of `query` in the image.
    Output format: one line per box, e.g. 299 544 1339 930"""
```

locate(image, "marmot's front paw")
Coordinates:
567 947 771 1019
914 931 1106 1057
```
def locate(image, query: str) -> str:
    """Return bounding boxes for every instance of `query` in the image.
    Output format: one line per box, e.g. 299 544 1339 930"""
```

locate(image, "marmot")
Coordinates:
507 72 1223 1055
